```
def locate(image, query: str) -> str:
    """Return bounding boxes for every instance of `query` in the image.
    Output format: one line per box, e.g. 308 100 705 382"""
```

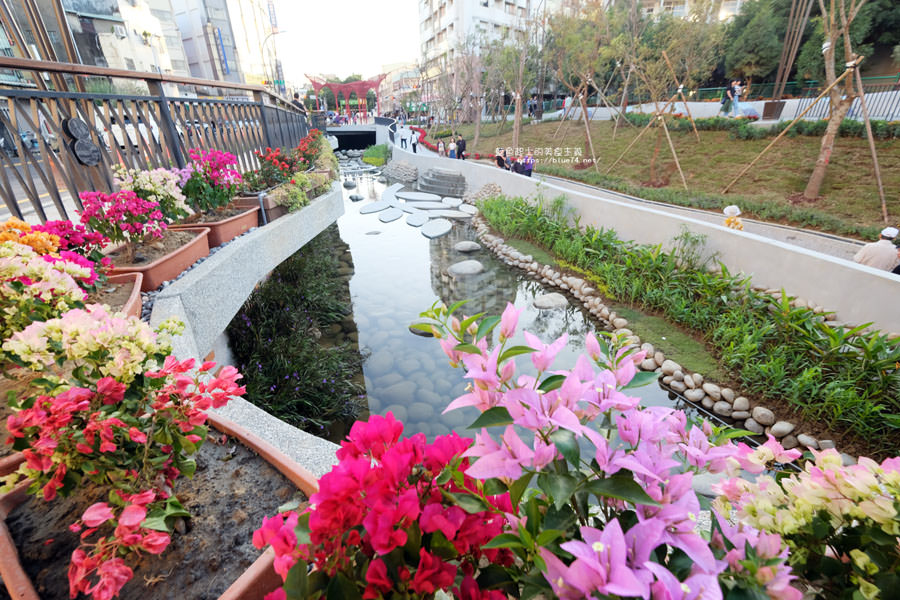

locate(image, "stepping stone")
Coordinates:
397 191 441 201
381 183 403 204
379 208 403 223
454 241 481 253
342 181 356 189
459 204 478 215
432 210 472 219
360 200 390 214
389 201 423 214
377 176 388 183
365 231 381 235
533 293 569 309
407 213 429 227
421 218 453 239
448 260 485 278
349 194 364 202
402 201 446 210
442 197 463 208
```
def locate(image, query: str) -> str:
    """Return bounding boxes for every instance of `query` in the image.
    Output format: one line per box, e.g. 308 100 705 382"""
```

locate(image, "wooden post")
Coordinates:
554 82 583 138
722 64 856 194
662 51 700 142
659 116 687 189
606 88 681 174
853 67 888 223
613 65 633 141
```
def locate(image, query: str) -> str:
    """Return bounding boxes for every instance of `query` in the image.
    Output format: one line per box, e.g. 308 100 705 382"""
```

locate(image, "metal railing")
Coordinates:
792 81 900 121
0 57 309 223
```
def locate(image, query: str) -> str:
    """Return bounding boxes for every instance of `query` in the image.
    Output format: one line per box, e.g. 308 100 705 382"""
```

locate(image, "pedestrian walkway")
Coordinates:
535 172 863 262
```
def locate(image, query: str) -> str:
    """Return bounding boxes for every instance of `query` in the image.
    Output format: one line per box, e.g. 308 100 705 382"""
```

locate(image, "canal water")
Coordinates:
330 174 688 439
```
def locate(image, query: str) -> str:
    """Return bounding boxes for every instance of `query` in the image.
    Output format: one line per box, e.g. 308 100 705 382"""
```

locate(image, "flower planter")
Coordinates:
171 206 259 248
232 195 288 226
110 227 210 292
103 273 143 319
0 412 318 600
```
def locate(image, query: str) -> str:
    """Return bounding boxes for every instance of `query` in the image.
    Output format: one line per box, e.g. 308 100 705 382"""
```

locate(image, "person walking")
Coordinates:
399 127 407 149
437 139 445 157
291 93 309 118
448 138 457 159
456 135 466 160
854 227 900 271
411 131 417 153
731 80 743 118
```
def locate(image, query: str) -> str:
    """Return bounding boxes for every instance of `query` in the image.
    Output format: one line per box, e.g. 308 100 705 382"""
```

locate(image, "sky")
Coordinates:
273 0 420 87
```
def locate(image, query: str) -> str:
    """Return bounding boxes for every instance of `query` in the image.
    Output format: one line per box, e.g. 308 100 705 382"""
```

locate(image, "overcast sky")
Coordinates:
273 0 420 86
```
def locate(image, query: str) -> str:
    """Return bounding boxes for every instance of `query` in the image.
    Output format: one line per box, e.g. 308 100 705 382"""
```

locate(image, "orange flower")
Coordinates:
17 231 60 254
1 217 31 234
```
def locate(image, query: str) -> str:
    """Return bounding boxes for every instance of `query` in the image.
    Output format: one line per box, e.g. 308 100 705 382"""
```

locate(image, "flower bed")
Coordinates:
254 301 900 599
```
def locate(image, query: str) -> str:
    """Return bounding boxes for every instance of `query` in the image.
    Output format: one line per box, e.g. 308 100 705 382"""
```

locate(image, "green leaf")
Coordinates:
498 345 537 363
549 428 579 466
468 406 513 429
454 342 483 355
482 533 525 549
446 299 470 317
538 374 566 392
447 491 490 514
326 572 362 600
622 371 659 390
428 530 459 559
535 529 566 547
277 498 303 513
482 478 507 496
409 322 438 335
283 559 309 600
509 472 534 507
525 496 541 536
585 475 660 506
178 457 197 479
475 564 518 595
475 315 501 341
538 472 578 510
459 313 486 336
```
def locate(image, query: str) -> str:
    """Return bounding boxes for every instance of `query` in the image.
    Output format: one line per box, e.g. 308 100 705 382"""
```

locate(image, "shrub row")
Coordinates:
478 194 900 455
362 143 391 166
535 163 882 241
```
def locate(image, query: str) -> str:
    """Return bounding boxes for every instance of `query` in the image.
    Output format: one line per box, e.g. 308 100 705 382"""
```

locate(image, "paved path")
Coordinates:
535 172 864 262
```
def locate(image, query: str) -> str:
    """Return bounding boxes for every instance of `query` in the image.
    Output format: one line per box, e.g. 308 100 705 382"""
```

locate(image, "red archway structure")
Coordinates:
306 74 386 121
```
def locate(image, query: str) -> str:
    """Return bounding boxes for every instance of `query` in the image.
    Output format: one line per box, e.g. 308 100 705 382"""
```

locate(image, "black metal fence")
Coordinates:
0 57 309 224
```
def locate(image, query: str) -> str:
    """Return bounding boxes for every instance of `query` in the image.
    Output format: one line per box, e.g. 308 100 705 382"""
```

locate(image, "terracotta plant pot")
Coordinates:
232 195 288 226
0 412 319 600
104 273 143 319
111 227 210 292
171 206 260 248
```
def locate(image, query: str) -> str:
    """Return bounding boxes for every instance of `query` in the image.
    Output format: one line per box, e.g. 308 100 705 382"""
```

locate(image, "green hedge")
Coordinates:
362 143 391 166
479 194 900 455
535 163 882 241
624 113 900 140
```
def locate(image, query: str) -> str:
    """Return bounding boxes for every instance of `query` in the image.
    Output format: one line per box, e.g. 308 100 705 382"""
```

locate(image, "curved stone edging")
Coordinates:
464 184 844 459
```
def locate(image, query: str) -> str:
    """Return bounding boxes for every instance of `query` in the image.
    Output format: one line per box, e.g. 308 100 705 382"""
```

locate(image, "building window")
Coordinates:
125 58 135 70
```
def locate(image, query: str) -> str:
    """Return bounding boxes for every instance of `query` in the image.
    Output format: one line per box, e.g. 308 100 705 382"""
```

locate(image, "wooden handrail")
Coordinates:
0 56 296 105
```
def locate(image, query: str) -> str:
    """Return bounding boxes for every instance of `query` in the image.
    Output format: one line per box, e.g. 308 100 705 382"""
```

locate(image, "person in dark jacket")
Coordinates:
494 148 507 169
456 135 466 160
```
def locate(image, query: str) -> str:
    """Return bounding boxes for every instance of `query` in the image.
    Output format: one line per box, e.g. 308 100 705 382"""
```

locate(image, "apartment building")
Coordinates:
172 0 243 84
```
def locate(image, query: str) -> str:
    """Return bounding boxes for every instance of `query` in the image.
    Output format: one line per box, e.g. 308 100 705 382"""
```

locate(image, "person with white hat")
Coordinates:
853 227 900 271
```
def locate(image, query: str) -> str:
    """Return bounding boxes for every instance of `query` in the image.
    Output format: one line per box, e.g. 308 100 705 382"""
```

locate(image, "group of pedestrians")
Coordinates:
494 148 535 177
721 80 744 118
397 127 418 153
436 135 466 160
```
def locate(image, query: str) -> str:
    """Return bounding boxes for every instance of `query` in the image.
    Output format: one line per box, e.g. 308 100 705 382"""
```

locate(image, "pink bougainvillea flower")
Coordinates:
523 331 567 372
498 301 521 341
463 426 534 481
560 520 648 599
363 559 393 599
410 548 456 595
117 504 147 528
81 503 115 528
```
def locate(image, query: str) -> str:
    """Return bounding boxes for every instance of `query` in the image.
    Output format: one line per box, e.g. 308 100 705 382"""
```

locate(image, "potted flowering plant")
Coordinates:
113 165 191 223
173 148 258 246
256 301 804 599
79 189 208 291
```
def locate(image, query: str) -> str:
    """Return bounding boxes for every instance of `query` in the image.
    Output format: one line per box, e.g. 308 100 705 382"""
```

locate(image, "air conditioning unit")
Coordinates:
113 25 127 39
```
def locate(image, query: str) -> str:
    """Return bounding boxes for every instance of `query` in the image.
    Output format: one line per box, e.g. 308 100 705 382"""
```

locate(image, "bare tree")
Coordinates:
801 0 868 200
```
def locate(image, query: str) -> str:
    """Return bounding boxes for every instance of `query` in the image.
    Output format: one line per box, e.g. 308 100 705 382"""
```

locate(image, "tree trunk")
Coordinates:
512 93 523 151
802 97 852 200
579 95 600 173
474 97 482 149
649 125 663 185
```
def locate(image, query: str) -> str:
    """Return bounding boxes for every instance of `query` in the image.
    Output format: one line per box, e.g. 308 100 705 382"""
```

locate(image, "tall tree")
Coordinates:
802 0 868 200
725 0 783 80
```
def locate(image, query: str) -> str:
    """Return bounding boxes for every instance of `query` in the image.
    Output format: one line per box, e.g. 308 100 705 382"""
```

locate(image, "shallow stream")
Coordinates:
327 174 694 438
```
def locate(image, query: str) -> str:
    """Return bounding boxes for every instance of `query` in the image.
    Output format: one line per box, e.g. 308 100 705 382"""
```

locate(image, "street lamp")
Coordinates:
261 30 285 91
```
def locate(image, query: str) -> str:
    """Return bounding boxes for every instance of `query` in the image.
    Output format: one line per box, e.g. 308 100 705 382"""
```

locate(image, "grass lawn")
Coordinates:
443 118 900 238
